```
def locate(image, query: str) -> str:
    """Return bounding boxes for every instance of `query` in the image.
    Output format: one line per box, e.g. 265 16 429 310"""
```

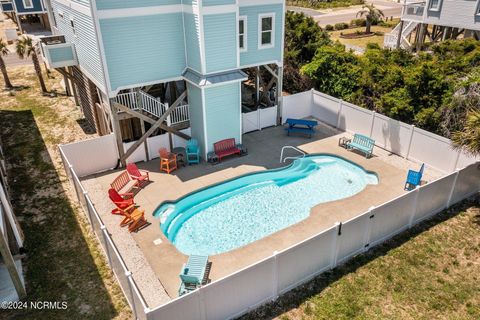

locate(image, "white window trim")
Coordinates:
23 0 33 9
428 0 442 11
476 0 480 16
239 16 247 52
258 13 275 50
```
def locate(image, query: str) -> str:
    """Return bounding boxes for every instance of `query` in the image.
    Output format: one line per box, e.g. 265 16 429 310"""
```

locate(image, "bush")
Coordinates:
350 18 366 27
334 22 349 30
325 24 334 31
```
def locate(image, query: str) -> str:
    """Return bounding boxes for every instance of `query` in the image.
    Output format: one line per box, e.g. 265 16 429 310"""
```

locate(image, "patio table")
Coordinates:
172 147 186 167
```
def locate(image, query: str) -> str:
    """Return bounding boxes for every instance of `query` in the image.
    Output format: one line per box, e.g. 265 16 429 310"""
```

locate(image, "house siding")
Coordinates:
13 0 44 13
184 12 202 73
203 0 235 6
51 0 105 89
203 13 237 73
49 46 75 63
239 4 283 67
187 83 206 157
204 82 241 153
96 0 181 10
422 0 480 31
99 13 186 92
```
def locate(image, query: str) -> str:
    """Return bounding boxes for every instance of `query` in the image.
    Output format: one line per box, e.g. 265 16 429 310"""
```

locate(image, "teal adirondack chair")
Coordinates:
178 255 209 296
186 139 200 165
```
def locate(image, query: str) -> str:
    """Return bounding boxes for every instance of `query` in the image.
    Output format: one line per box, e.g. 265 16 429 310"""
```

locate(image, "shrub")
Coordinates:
350 18 366 27
325 24 334 31
334 22 349 30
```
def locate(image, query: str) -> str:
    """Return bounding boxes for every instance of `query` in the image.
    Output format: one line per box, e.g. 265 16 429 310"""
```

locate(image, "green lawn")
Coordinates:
241 196 480 319
0 66 130 319
287 0 364 10
329 25 396 50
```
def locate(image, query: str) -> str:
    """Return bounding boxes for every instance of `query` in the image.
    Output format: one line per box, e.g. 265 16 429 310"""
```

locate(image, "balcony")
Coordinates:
0 1 14 12
39 36 78 69
402 1 426 22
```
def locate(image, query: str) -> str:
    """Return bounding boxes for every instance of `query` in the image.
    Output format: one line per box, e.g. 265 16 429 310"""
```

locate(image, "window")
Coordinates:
23 0 33 9
239 16 247 52
258 13 275 49
429 0 441 11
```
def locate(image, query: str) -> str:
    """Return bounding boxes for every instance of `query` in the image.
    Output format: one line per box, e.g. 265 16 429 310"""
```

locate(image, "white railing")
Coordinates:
403 1 426 21
169 104 190 125
139 91 166 118
115 92 139 110
280 146 305 163
384 21 417 49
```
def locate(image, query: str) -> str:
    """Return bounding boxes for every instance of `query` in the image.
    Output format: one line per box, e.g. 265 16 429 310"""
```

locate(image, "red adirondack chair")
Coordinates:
126 163 150 185
108 188 135 215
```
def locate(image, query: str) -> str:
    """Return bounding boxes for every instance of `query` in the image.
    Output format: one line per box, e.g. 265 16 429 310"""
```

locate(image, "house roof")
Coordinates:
182 68 248 88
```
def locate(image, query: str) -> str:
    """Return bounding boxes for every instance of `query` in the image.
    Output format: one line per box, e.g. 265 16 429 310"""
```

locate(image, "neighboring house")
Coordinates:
384 0 480 50
1 0 51 34
41 0 285 161
0 140 26 303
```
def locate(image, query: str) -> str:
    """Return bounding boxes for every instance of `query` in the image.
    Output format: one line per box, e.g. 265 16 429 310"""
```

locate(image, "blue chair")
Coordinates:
186 139 200 165
404 163 424 190
178 255 209 296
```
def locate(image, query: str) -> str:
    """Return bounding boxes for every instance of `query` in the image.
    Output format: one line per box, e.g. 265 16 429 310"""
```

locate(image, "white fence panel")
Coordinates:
202 257 275 320
172 128 192 149
60 134 118 177
242 110 259 133
147 134 170 160
338 102 372 136
259 106 277 129
123 141 147 163
408 127 457 172
277 227 335 294
370 114 412 157
369 192 416 246
413 173 456 223
450 163 480 204
456 152 479 170
147 290 201 320
336 213 369 264
312 91 339 127
282 91 312 122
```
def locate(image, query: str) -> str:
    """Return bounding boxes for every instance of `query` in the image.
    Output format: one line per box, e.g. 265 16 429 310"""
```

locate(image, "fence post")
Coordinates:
451 151 461 172
369 111 376 138
272 251 279 300
446 170 460 208
198 287 207 320
101 226 112 266
126 271 139 320
336 100 343 129
83 191 93 226
406 125 415 159
363 207 375 251
330 222 341 268
408 186 420 228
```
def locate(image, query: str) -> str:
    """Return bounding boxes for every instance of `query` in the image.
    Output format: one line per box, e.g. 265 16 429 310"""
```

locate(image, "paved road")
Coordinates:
288 0 402 26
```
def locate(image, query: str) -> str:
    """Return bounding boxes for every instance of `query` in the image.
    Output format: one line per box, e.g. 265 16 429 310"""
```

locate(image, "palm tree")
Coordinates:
16 36 47 93
356 4 385 34
451 109 480 156
0 38 13 89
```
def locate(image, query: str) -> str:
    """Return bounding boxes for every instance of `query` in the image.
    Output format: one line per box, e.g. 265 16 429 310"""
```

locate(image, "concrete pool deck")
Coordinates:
82 121 444 305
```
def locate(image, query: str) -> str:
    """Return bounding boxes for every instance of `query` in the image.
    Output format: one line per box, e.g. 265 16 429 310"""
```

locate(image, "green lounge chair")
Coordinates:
346 134 375 158
178 255 209 296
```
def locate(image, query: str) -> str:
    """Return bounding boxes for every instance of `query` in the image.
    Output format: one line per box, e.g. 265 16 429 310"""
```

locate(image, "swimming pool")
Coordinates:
155 155 378 256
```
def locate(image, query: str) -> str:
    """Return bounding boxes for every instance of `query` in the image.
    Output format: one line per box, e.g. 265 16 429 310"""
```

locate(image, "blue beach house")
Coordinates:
41 0 285 163
1 0 51 34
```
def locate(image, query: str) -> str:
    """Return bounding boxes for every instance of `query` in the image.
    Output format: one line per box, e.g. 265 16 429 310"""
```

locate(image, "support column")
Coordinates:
276 66 283 125
396 20 404 49
110 102 126 167
255 66 260 104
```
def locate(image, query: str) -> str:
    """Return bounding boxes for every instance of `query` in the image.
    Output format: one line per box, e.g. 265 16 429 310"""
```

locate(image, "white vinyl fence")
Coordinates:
242 106 278 133
59 89 479 320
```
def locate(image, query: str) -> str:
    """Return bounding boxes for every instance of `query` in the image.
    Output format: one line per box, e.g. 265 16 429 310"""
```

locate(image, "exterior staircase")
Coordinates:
384 21 419 50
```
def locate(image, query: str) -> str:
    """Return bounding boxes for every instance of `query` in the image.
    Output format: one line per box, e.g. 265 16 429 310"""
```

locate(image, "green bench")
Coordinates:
346 134 375 158
178 255 209 296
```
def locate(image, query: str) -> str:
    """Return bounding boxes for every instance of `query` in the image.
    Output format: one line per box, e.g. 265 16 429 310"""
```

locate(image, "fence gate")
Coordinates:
242 106 277 134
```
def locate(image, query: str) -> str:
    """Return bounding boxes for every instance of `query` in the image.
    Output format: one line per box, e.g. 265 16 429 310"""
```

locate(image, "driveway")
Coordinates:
288 0 403 26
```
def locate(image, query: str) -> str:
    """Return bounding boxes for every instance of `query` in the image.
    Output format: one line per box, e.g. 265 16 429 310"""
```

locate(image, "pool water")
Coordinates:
155 155 378 256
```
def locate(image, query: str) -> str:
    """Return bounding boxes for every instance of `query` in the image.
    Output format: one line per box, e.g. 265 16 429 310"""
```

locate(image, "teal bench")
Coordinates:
178 255 209 296
285 118 318 138
346 134 375 158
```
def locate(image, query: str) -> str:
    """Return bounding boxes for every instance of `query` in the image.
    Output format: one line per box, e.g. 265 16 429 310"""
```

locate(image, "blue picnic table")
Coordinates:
285 118 318 138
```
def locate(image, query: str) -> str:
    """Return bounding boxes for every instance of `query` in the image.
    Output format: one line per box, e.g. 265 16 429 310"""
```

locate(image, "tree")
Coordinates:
356 4 384 34
0 38 13 89
16 36 47 93
451 109 480 156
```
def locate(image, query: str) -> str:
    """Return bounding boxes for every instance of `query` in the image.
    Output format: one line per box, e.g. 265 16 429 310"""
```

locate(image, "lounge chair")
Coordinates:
159 148 177 174
346 134 375 158
404 163 424 191
186 139 200 165
126 208 148 232
108 188 135 215
126 163 150 185
178 255 209 296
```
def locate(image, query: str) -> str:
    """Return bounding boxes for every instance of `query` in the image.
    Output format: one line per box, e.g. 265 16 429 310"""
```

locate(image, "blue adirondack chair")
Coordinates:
178 255 209 296
404 163 424 191
186 139 200 165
